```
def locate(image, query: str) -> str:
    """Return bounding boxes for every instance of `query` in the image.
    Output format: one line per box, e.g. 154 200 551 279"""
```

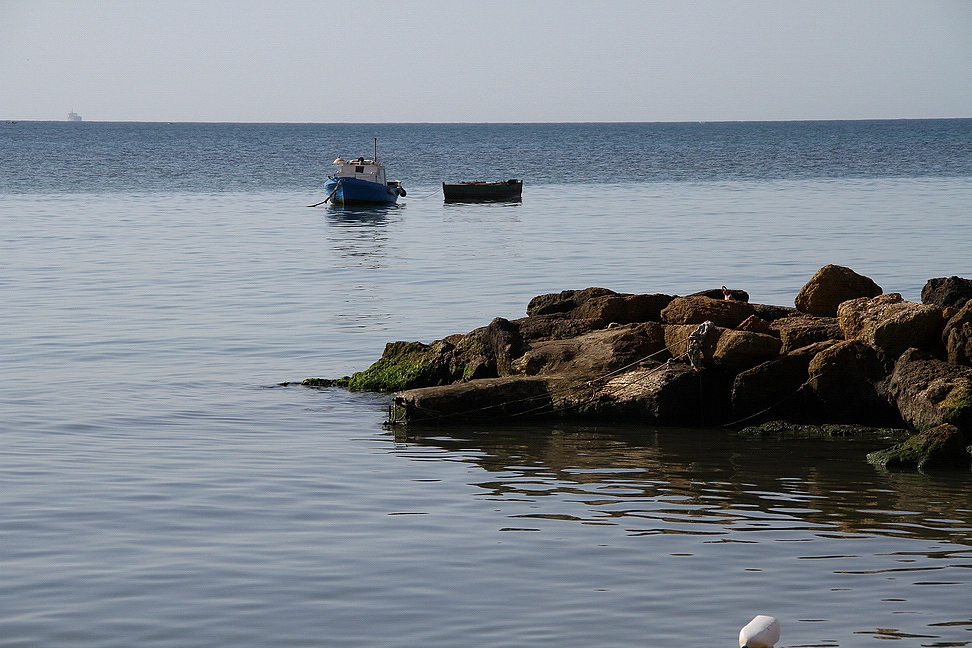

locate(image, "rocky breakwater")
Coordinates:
310 265 972 470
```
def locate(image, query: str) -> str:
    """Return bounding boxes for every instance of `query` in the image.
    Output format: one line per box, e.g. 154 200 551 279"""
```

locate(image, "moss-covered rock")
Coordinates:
887 348 972 432
300 377 349 388
345 341 453 392
739 420 910 440
866 423 972 470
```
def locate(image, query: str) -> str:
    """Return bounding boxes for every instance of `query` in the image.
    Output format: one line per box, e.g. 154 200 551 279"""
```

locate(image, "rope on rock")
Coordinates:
721 372 825 429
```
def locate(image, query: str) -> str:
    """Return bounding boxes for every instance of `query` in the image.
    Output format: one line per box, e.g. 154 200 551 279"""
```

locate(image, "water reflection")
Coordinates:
324 202 401 221
392 423 972 546
389 423 972 645
323 203 399 269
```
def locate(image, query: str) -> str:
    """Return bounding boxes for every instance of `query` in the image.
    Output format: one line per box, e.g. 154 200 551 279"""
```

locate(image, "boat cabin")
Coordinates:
332 156 387 185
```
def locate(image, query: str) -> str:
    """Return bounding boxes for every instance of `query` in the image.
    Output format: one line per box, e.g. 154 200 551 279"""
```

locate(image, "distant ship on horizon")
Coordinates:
68 110 82 122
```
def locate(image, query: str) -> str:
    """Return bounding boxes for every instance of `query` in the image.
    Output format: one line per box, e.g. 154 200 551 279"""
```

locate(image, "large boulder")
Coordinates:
513 314 603 342
665 323 781 369
771 315 844 353
571 293 674 325
391 360 712 426
449 317 523 380
943 300 972 365
837 293 944 359
390 376 556 423
526 287 616 316
885 348 972 432
566 361 706 425
867 424 972 470
807 339 897 419
660 295 756 328
731 340 838 417
710 329 783 368
921 276 972 309
512 323 667 377
345 317 524 390
795 264 883 316
346 340 455 391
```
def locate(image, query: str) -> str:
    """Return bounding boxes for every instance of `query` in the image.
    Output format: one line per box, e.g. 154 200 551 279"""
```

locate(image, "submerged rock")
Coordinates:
866 423 972 470
740 420 910 440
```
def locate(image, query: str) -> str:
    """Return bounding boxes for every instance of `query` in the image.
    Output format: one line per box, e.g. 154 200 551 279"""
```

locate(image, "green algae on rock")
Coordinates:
739 420 910 440
866 423 972 470
345 341 452 392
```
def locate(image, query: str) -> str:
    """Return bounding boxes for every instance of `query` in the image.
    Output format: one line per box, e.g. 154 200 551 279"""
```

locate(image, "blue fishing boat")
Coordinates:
322 139 405 205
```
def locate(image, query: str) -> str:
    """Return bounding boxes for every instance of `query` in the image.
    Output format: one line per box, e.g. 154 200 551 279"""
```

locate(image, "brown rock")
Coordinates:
568 362 705 424
664 323 781 369
772 315 844 353
732 340 838 416
660 295 756 328
512 323 667 377
943 300 972 365
391 376 556 423
886 348 972 432
710 329 782 368
921 276 972 309
837 293 944 358
795 264 883 316
737 315 775 336
514 314 603 342
807 339 896 416
450 317 523 379
665 323 721 362
526 287 616 316
689 287 750 302
571 293 674 325
753 303 801 321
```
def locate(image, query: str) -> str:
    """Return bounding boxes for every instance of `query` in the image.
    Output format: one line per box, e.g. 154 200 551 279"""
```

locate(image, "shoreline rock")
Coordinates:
307 265 972 470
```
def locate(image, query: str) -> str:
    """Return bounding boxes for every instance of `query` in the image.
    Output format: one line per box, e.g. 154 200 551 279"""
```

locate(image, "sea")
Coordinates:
2 120 972 648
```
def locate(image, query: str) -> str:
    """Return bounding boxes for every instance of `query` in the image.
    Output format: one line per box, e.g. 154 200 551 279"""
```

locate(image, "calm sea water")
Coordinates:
3 121 972 648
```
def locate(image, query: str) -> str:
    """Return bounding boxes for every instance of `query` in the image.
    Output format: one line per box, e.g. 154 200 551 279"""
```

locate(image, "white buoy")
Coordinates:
739 615 780 648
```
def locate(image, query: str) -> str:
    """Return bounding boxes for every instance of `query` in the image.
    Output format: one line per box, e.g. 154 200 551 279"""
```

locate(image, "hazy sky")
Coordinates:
2 0 970 122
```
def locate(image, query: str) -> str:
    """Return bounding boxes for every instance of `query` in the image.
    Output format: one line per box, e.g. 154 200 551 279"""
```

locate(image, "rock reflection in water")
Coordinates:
391 423 972 645
395 423 972 544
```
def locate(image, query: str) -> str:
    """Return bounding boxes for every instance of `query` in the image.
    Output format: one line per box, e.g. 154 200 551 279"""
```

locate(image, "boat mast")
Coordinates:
374 138 378 163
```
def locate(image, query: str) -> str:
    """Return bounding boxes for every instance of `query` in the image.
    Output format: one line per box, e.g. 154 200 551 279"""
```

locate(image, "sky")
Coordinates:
1 0 970 123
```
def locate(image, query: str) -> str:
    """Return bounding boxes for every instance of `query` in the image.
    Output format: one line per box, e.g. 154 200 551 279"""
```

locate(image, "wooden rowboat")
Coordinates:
442 179 522 202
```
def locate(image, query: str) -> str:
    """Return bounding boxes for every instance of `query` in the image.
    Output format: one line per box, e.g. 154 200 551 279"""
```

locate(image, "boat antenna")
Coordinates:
374 137 378 163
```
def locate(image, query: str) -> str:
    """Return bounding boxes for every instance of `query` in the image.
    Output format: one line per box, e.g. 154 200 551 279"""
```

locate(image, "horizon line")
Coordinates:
5 116 972 125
